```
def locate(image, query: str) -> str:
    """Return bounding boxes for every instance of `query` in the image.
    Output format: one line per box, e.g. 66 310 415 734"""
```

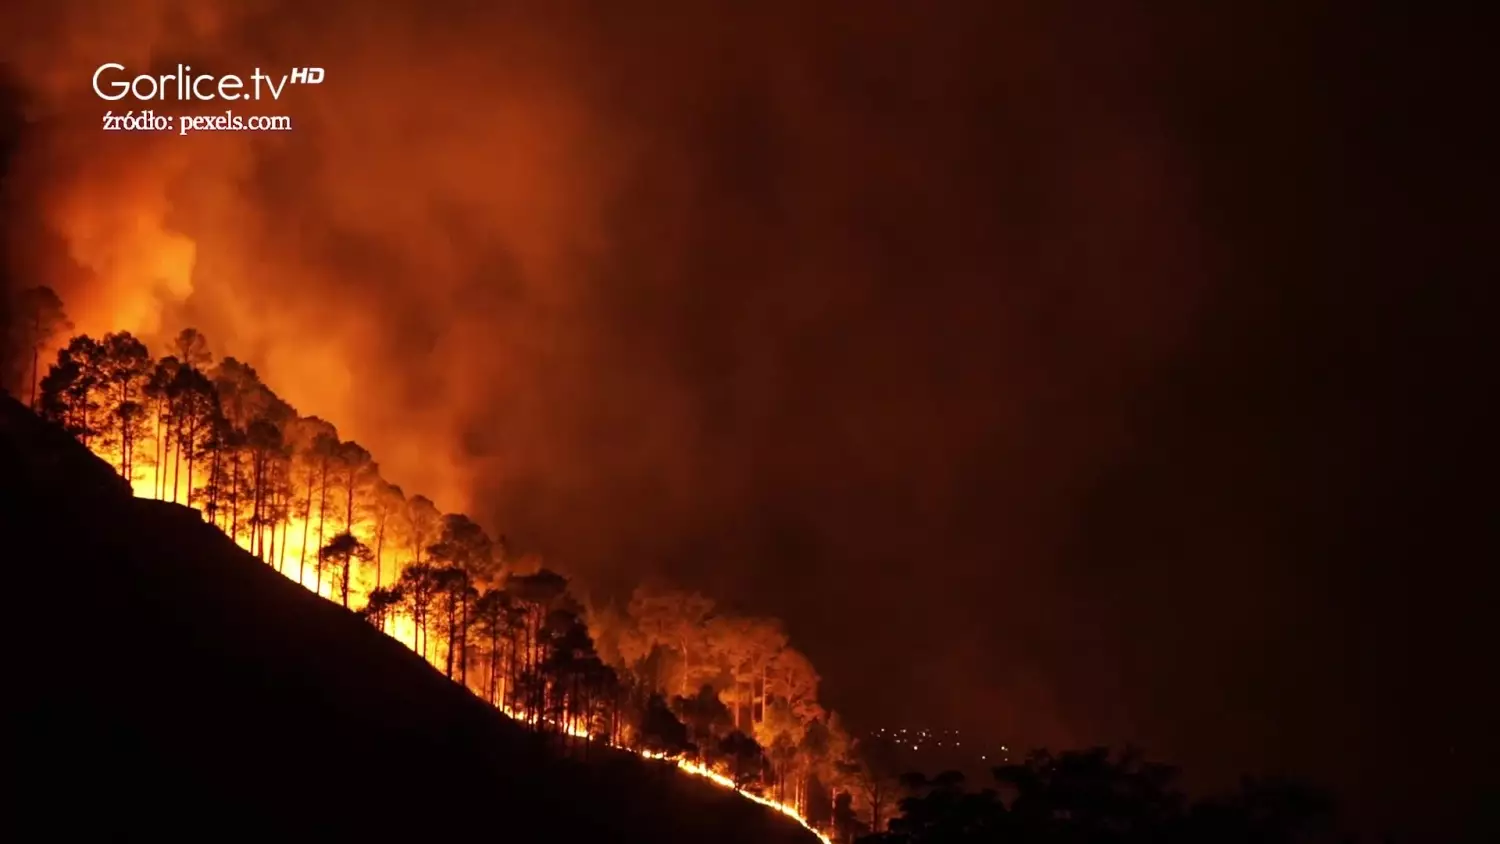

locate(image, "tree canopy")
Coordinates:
13 302 1347 843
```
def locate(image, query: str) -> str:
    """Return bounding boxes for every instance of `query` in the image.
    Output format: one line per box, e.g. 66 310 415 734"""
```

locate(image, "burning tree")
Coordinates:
21 290 863 841
4 285 71 409
39 334 105 446
427 513 497 682
471 588 518 705
397 562 442 658
674 683 734 752
334 440 374 537
282 415 336 582
366 480 407 590
306 430 341 587
171 327 211 370
836 737 906 837
639 693 691 759
507 568 570 723
319 532 374 608
405 494 442 567
705 614 787 731
167 363 217 507
719 730 769 792
143 357 178 500
624 587 715 696
245 416 288 564
361 585 403 633
539 607 618 750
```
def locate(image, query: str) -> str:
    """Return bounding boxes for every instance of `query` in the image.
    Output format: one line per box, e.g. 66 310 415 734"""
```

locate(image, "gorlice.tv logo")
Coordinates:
91 63 325 102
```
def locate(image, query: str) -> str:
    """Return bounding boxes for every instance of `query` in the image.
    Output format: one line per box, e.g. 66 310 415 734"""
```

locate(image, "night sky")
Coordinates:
3 2 1493 839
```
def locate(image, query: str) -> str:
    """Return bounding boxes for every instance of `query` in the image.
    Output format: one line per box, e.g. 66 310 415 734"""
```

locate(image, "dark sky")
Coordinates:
3 2 1494 839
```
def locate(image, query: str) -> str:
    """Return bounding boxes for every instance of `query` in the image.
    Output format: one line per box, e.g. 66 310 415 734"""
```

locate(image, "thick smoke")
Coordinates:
3 0 626 511
5 2 1492 839
3 0 1209 724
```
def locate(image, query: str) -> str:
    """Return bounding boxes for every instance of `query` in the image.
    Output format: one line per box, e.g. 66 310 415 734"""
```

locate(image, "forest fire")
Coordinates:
4 291 859 843
647 752 834 844
518 704 832 844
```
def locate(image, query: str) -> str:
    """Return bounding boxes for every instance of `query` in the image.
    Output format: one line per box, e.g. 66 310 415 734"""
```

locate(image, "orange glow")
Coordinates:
645 752 834 844
100 437 828 842
518 702 833 844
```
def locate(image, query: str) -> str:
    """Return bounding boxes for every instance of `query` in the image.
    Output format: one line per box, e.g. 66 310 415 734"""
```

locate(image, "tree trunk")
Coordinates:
169 417 180 503
736 681 746 732
504 633 514 710
206 444 220 524
258 456 268 561
181 416 194 508
169 420 180 502
269 481 280 571
373 511 386 590
462 611 472 691
315 461 329 572
251 452 263 559
489 627 500 704
344 470 355 533
28 345 38 410
759 662 768 724
459 588 471 686
160 423 170 500
116 381 128 477
227 452 237 537
152 404 163 498
299 469 313 584
79 400 91 449
444 594 457 679
278 498 290 573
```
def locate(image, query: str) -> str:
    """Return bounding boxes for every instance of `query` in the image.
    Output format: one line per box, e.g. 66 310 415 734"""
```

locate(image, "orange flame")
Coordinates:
106 448 830 843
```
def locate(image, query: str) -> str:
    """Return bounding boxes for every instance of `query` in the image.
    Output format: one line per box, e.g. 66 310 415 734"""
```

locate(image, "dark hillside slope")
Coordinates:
0 392 817 843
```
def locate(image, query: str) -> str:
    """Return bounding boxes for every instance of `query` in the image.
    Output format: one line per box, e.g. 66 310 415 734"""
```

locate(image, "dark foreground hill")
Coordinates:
0 392 818 843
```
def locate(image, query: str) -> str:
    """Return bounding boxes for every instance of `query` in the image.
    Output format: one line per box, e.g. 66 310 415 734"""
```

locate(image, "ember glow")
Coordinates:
644 752 834 844
525 705 832 844
126 464 366 603
3 2 1490 841
22 322 850 842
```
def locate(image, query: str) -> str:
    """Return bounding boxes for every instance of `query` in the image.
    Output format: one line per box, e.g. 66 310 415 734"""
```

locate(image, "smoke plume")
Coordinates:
5 2 1492 839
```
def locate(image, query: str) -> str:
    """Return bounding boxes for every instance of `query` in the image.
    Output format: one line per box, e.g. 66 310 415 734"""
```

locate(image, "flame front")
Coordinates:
116 459 829 843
